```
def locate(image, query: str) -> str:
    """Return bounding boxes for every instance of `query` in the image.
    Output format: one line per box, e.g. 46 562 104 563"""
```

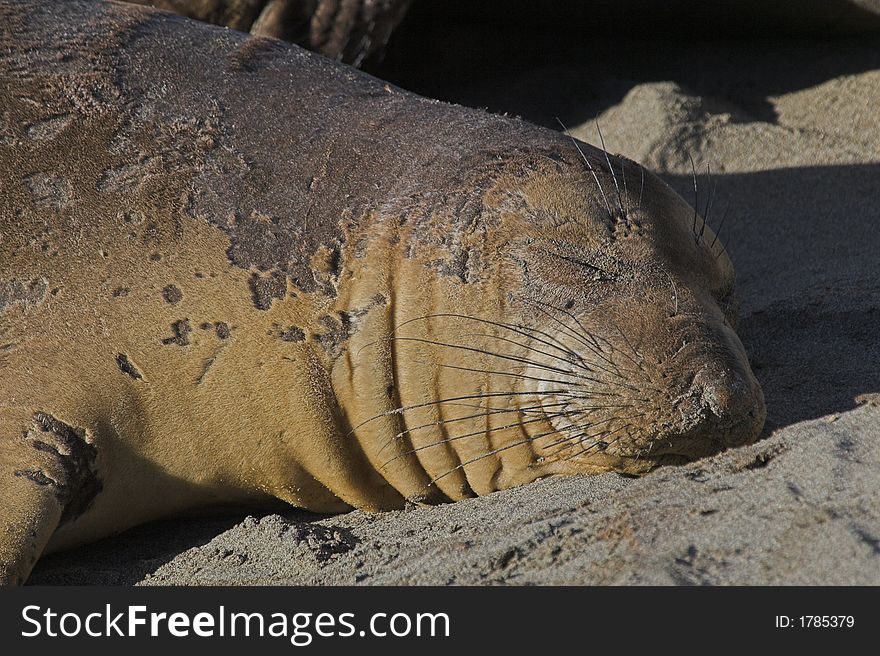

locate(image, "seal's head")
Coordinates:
497 148 766 476
347 136 765 501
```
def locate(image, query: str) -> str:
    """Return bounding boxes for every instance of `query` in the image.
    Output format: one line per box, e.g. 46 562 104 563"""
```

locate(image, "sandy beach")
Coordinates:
28 3 880 585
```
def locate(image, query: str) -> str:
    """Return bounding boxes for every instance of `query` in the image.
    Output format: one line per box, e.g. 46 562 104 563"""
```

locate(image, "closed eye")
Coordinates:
541 248 615 282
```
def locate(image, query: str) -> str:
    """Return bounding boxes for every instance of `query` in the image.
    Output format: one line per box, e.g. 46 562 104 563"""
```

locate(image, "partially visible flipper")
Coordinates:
125 0 412 66
0 408 100 585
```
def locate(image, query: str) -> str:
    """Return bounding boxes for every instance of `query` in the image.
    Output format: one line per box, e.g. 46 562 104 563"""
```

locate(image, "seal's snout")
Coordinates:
674 361 766 451
691 366 755 423
533 311 766 474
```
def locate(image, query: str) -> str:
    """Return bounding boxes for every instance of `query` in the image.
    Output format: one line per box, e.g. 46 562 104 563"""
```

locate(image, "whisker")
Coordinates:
556 117 613 217
595 121 625 215
382 408 587 470
459 312 623 383
421 424 573 491
375 400 573 458
709 201 730 249
542 412 645 454
688 153 699 237
547 426 623 460
699 163 715 241
558 428 630 462
381 313 588 371
456 330 608 378
552 413 646 461
413 359 626 394
388 312 643 391
519 298 626 376
539 246 614 281
522 298 655 388
375 335 604 385
638 165 645 212
608 320 650 376
347 389 574 435
429 394 624 415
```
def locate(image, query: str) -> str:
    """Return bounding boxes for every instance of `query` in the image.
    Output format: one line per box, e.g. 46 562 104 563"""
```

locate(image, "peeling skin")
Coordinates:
26 113 73 141
161 320 192 346
199 321 232 339
115 353 144 380
22 172 73 209
278 325 305 342
162 284 183 304
0 0 764 584
248 271 287 310
14 468 56 487
0 278 48 313
312 292 387 355
313 314 347 355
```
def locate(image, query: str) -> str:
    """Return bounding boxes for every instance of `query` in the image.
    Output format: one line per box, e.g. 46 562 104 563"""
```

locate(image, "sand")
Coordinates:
28 7 880 585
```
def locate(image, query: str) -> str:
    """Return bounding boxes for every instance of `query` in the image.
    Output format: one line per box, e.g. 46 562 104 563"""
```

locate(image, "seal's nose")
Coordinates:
676 362 765 447
691 366 752 420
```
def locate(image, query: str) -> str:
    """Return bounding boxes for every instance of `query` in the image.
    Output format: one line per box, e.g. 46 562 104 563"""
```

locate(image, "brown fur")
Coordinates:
0 0 764 584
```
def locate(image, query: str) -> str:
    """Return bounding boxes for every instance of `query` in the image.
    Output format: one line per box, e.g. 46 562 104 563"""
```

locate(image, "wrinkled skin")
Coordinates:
0 0 764 584
125 0 411 65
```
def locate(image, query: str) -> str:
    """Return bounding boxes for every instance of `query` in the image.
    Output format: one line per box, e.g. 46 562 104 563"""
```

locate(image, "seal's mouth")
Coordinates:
535 369 766 474
584 402 764 472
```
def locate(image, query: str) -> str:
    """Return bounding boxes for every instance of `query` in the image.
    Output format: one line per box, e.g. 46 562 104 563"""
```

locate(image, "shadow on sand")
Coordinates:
376 6 880 126
664 164 880 431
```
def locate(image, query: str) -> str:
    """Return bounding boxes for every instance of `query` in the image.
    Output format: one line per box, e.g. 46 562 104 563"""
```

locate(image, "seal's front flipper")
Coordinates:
0 471 64 585
0 409 100 585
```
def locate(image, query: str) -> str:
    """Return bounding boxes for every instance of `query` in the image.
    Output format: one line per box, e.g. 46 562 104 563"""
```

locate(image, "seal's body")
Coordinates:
0 0 764 584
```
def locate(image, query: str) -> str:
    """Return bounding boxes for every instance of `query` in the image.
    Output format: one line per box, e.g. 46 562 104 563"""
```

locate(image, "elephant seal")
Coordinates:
0 0 764 584
124 0 411 65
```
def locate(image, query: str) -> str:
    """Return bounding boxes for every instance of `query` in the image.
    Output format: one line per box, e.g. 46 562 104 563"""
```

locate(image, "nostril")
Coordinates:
659 357 766 456
682 365 757 429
